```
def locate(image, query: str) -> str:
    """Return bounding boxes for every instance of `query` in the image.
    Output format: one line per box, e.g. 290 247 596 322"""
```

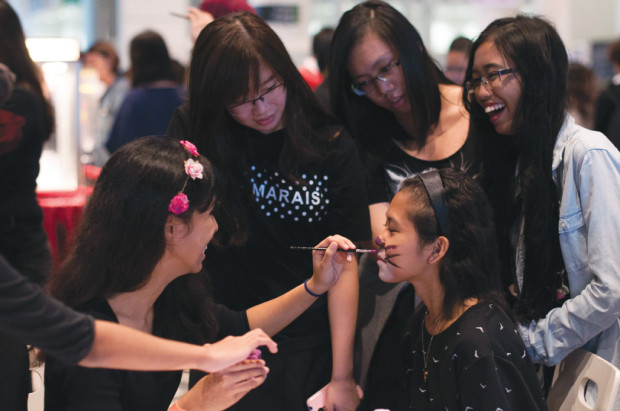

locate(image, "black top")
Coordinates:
0 87 48 283
0 255 94 364
398 302 547 411
209 127 370 350
367 124 478 205
44 301 248 411
168 106 371 351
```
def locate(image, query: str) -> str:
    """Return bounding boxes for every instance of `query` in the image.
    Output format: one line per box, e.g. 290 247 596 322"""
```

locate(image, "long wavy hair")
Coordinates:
399 168 507 321
0 1 55 138
328 0 449 173
187 11 336 245
463 15 567 322
47 136 219 343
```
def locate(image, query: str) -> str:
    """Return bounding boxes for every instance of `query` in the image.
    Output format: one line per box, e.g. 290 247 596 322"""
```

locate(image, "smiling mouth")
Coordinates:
485 103 505 118
255 115 274 125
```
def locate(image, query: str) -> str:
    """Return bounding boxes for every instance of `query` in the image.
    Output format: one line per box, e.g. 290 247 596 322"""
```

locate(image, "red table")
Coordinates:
37 186 93 268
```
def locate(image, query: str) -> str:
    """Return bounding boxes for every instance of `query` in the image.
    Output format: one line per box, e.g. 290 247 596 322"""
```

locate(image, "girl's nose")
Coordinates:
375 236 385 247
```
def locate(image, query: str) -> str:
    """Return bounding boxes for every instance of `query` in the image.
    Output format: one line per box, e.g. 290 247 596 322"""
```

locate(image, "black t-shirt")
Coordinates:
0 255 94 364
204 126 371 350
0 86 47 221
397 302 547 411
44 301 248 411
368 124 478 205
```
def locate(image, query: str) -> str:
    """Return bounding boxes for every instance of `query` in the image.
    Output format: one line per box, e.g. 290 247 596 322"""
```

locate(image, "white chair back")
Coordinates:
547 348 620 411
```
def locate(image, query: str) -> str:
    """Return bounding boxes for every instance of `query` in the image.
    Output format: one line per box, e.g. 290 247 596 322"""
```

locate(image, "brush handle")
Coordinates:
289 246 376 254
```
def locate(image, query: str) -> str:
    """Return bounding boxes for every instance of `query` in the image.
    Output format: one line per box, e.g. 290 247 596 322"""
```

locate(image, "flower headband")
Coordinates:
168 140 204 215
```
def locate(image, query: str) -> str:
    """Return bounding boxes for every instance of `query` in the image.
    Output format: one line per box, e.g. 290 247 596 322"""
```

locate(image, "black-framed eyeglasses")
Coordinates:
465 68 518 95
228 83 285 112
351 60 401 96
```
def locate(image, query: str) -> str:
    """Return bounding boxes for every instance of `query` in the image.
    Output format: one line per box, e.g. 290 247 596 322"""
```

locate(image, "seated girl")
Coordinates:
371 168 547 410
43 136 355 411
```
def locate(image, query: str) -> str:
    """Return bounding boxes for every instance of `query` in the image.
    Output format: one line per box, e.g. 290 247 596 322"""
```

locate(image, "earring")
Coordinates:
428 255 435 263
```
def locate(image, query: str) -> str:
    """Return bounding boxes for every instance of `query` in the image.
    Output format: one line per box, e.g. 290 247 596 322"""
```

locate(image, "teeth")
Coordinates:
485 104 505 114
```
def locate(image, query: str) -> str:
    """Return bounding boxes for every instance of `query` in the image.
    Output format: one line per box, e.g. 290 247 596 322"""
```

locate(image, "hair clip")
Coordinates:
169 140 204 215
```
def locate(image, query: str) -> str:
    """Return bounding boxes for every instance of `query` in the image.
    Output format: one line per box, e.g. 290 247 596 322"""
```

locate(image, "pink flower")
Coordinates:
179 140 199 156
184 159 204 180
169 193 189 215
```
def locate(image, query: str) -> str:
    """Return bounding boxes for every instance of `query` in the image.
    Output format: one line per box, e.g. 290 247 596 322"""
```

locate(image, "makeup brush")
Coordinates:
290 246 376 254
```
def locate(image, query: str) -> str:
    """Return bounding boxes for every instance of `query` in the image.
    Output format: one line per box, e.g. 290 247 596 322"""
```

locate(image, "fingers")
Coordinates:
315 235 356 250
216 363 269 391
315 235 356 263
220 359 266 373
244 328 278 354
229 371 268 396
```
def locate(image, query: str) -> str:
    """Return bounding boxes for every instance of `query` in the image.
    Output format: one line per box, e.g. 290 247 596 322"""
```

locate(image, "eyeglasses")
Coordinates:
351 60 401 96
228 83 285 113
465 68 518 95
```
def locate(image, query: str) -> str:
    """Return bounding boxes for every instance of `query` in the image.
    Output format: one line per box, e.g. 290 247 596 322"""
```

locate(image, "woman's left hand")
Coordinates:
324 378 362 411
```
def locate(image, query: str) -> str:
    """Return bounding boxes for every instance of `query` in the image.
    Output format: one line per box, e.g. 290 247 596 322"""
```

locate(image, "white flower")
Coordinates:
184 159 204 180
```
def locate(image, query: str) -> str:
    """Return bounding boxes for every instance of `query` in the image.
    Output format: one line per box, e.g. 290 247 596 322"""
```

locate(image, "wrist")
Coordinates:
304 277 326 297
330 372 355 383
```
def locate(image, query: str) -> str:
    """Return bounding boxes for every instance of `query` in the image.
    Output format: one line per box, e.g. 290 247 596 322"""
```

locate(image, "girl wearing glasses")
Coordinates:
465 15 620 405
329 0 475 244
167 11 370 411
328 0 475 404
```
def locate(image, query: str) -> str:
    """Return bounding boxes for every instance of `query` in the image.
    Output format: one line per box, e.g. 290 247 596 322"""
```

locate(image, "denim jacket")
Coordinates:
520 115 620 377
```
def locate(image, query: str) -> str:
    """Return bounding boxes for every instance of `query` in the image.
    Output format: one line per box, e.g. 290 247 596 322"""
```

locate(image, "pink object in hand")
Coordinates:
247 349 262 360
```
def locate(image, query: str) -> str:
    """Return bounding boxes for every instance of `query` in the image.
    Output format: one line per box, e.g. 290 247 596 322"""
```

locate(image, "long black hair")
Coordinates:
0 1 55 138
47 136 219 343
463 15 567 322
187 11 336 245
399 168 507 321
329 0 449 172
129 30 178 88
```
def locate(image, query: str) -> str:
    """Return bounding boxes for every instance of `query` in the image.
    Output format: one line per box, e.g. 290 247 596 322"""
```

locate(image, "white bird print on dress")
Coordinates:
475 326 484 333
505 387 512 393
474 350 479 358
499 322 504 330
480 383 487 389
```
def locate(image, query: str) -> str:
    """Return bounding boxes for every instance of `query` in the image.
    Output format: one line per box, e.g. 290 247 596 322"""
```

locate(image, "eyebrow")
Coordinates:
472 62 505 74
385 215 399 228
259 74 278 88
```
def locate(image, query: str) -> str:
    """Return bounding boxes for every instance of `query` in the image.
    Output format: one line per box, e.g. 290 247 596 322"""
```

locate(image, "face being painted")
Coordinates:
376 190 435 284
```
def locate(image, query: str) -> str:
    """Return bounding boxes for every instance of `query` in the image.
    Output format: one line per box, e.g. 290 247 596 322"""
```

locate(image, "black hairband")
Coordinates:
417 169 449 236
